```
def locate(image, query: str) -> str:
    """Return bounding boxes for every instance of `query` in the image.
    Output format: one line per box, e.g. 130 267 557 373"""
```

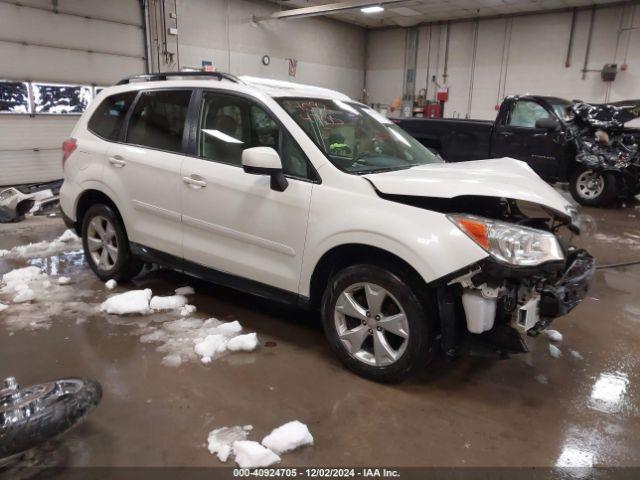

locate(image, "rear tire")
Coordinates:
81 203 143 281
569 166 618 207
321 264 434 382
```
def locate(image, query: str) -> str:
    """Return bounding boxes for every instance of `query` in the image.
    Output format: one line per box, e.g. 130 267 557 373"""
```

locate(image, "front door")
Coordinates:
492 99 563 180
181 91 316 294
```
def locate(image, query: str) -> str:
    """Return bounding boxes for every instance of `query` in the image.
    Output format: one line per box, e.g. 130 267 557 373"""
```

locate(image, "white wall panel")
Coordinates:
176 0 366 98
366 4 640 120
0 0 143 185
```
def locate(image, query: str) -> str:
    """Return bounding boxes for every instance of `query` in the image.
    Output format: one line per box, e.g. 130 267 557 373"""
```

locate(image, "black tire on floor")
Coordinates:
321 264 434 383
569 166 619 207
0 379 102 458
81 203 143 281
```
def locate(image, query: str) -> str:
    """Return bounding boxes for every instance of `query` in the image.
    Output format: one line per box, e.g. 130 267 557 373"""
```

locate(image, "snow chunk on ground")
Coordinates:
195 334 227 359
549 344 562 358
207 425 253 462
570 349 584 360
0 303 7 312
233 441 280 468
215 320 242 337
150 294 187 311
161 354 183 368
227 333 259 352
262 421 314 454
100 289 152 315
544 329 563 343
137 316 258 366
58 276 71 285
175 286 194 295
13 287 35 303
2 266 44 290
535 374 548 385
0 230 81 259
105 279 117 290
179 304 196 317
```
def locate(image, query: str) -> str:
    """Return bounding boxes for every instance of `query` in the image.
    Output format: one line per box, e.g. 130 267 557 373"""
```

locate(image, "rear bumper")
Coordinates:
539 249 595 318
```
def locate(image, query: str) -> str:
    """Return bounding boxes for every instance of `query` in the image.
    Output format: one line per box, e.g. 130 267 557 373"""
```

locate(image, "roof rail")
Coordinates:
116 71 243 85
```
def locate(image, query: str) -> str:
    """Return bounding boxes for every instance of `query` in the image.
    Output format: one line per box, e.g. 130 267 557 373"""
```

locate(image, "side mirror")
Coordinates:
242 147 288 192
535 117 560 132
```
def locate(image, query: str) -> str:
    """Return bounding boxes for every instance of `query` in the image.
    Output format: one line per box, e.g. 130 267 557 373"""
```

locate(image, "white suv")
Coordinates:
60 72 594 382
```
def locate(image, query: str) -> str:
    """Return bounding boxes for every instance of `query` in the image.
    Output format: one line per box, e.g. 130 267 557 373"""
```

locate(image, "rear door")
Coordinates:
180 90 315 294
103 89 192 257
491 99 563 180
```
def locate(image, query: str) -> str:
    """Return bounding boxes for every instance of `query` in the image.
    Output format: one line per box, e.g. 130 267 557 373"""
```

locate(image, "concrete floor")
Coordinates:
1 200 640 471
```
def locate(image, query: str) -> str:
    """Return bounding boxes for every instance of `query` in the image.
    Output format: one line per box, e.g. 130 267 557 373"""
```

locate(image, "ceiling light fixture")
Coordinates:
361 5 384 14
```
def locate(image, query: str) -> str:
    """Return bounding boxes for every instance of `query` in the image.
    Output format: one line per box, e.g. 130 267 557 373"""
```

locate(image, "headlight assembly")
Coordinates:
448 214 565 267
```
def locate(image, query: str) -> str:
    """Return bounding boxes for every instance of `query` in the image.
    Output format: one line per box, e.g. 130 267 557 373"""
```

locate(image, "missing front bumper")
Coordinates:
538 249 595 318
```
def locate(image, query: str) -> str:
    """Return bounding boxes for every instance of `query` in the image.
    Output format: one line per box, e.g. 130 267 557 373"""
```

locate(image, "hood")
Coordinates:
364 158 572 216
572 99 640 129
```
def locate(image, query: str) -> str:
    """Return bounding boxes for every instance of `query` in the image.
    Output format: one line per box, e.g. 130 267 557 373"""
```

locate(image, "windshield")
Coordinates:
278 98 442 173
547 98 574 121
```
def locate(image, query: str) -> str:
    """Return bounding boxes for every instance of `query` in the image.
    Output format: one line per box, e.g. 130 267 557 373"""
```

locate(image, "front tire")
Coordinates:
569 166 618 207
81 204 143 281
321 264 433 382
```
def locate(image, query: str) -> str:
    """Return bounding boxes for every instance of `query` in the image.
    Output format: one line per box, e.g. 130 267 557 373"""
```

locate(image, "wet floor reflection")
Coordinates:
589 372 629 414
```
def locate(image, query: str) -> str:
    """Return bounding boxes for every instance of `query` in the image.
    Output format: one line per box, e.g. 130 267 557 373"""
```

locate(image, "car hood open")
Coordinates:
363 158 572 216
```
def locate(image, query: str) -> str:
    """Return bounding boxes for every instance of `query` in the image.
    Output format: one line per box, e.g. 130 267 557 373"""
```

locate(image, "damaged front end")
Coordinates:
433 198 595 358
571 100 640 197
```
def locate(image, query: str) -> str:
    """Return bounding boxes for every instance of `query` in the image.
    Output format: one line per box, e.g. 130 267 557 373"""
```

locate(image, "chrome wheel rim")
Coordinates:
87 215 118 271
334 282 409 367
576 170 604 199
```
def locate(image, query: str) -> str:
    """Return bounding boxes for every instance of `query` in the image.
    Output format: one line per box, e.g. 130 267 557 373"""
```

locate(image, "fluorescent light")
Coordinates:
361 5 384 14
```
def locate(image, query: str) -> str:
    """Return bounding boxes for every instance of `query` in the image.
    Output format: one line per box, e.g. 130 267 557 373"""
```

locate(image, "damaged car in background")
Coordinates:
0 181 61 223
569 99 640 206
395 95 640 207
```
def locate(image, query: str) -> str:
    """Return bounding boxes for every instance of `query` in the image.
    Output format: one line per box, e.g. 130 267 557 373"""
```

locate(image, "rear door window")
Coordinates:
88 91 137 141
126 90 192 153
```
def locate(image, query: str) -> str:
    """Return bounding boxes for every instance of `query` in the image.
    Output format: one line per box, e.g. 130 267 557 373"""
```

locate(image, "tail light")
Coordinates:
62 138 77 167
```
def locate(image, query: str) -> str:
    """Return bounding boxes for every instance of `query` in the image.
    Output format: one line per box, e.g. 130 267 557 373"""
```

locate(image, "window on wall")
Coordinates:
88 91 137 141
508 100 551 128
0 81 30 113
126 90 192 153
197 91 315 179
32 83 92 114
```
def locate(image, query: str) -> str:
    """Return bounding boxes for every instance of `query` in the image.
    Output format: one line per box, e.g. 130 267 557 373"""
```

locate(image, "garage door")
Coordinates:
0 0 146 187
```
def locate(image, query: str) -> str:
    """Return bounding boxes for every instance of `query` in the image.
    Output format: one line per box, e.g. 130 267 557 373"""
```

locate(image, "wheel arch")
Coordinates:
75 188 127 236
307 243 432 312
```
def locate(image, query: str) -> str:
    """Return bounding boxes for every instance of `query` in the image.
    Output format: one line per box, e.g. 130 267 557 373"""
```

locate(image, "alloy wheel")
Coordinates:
333 282 409 367
86 215 118 271
576 170 605 200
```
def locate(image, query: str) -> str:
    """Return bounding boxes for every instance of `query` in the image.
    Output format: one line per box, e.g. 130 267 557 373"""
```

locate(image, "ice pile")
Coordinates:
100 289 153 315
207 425 253 462
544 328 563 358
1 266 46 304
207 421 313 468
0 266 95 330
100 288 195 316
0 229 81 259
140 318 259 367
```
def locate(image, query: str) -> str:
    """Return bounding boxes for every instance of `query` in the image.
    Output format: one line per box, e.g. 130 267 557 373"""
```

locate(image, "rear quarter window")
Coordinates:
88 91 137 141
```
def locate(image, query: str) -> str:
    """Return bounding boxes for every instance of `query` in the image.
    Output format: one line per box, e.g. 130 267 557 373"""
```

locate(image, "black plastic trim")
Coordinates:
130 243 309 308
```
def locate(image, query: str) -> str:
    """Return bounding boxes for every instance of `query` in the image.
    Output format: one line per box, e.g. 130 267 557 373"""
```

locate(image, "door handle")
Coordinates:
183 175 207 188
108 155 126 168
498 131 514 137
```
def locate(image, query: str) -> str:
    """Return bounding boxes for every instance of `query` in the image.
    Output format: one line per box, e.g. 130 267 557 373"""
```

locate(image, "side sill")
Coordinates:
130 243 310 309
